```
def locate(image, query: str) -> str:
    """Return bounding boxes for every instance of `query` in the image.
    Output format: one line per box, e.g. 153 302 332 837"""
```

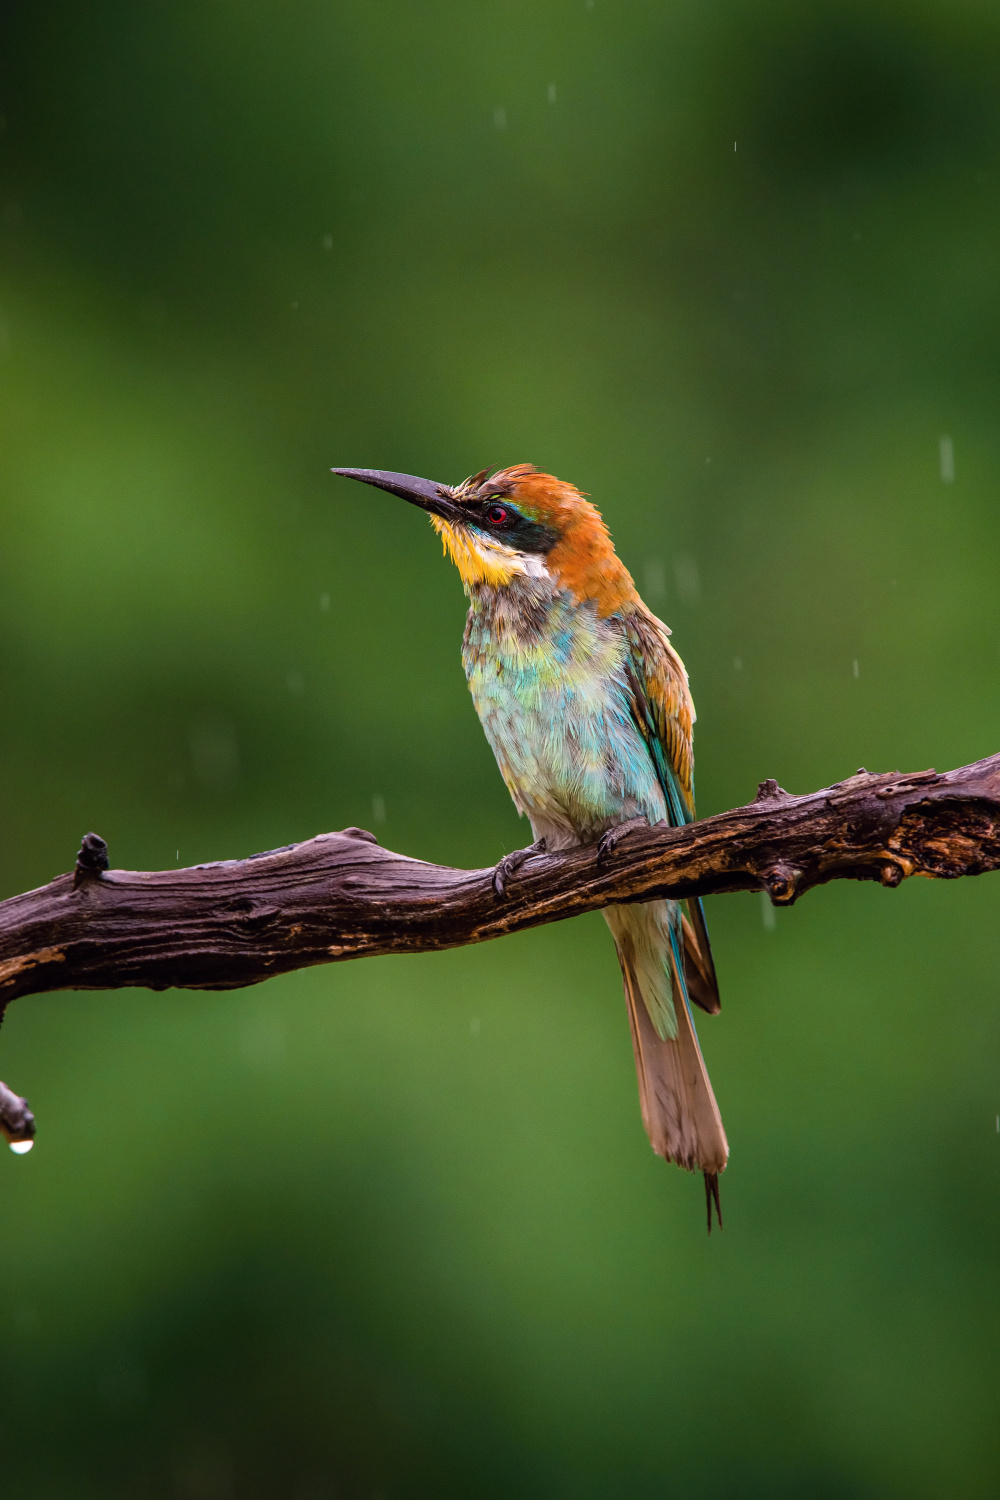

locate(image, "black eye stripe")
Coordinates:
465 500 558 555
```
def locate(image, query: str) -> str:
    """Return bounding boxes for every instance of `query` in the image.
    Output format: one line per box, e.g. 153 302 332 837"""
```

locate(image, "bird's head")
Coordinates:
332 463 637 616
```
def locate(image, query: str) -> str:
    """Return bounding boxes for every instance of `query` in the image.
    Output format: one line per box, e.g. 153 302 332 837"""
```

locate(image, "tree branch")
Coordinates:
1 753 999 1143
4 752 1000 996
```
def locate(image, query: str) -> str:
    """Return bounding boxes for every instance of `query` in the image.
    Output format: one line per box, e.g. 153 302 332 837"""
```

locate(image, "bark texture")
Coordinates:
3 754 999 1002
3 754 999 1146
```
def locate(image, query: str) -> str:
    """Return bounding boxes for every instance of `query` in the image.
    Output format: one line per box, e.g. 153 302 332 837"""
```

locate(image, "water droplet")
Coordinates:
372 793 386 824
493 106 507 130
239 1013 286 1068
674 553 701 604
547 83 557 104
470 1017 481 1036
760 892 776 932
9 1139 33 1155
733 656 743 672
642 559 666 602
319 592 330 611
189 712 241 793
852 659 860 679
939 434 955 484
321 233 333 252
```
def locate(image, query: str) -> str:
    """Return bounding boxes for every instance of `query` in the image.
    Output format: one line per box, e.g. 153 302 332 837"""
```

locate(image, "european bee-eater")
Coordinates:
334 463 727 1227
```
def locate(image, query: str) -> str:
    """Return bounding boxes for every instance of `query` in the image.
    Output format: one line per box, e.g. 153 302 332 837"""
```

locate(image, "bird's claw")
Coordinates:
492 839 546 899
596 816 649 867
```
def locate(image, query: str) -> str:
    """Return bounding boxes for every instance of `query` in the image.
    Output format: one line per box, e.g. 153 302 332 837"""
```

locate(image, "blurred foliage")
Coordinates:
2 1 1000 1495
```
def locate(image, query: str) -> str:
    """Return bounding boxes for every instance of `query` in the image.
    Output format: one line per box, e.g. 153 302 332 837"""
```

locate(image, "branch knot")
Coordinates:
763 863 803 905
753 778 791 804
73 832 109 889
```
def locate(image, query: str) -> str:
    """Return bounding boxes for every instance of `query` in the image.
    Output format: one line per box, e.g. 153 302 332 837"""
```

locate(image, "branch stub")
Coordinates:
764 863 803 905
73 832 109 889
753 778 790 804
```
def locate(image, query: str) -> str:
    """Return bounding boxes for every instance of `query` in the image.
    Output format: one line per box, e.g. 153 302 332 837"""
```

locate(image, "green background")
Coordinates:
2 1 1000 1494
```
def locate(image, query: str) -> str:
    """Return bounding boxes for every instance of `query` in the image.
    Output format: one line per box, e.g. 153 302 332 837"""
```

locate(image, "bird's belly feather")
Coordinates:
463 610 666 848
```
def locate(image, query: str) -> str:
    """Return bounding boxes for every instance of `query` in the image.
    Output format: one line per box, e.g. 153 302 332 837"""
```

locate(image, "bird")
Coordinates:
333 463 727 1229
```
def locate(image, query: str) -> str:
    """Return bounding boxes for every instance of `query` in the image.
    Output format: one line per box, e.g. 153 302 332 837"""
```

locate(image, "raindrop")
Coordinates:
761 892 776 931
733 656 743 672
852 659 860 679
470 1017 481 1036
493 106 507 130
319 592 330 611
674 554 701 604
939 434 955 484
642 559 666 603
321 233 333 252
9 1139 33 1155
239 1013 286 1068
189 712 241 793
372 794 386 824
547 83 557 104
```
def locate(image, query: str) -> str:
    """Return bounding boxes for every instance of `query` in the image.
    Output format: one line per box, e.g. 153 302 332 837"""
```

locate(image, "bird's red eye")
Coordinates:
487 504 508 525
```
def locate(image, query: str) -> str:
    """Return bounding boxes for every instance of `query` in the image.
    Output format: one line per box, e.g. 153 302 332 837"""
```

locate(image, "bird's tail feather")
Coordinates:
681 897 721 1016
605 901 728 1180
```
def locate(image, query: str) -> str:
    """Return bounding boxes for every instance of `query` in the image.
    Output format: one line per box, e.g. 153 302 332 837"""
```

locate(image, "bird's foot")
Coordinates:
704 1172 723 1235
492 839 546 899
597 816 649 867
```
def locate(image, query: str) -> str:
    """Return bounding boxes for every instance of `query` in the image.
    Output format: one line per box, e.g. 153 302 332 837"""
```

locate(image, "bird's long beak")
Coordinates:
331 467 465 523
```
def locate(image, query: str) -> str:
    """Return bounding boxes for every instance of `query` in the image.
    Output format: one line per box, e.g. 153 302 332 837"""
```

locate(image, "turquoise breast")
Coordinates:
462 581 667 846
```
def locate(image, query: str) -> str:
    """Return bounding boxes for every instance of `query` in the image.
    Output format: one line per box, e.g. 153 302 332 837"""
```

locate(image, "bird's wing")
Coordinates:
621 604 720 1015
621 604 695 826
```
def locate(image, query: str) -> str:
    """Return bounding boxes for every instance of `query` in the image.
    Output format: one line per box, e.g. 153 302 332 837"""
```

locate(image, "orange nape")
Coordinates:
492 465 638 617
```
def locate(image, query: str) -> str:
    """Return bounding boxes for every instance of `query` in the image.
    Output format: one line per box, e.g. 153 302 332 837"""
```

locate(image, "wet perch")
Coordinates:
2 753 1000 1149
